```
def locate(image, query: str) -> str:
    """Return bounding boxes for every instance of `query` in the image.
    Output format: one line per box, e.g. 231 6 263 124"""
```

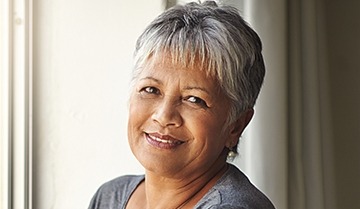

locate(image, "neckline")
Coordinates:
124 163 234 209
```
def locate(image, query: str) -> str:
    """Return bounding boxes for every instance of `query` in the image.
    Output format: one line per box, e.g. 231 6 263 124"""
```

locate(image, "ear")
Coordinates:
225 108 254 148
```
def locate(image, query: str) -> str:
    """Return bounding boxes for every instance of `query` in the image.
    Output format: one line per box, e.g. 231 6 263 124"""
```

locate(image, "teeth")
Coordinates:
148 134 180 144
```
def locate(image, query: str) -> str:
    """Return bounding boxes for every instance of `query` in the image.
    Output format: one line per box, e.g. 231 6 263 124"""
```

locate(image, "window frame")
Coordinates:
0 0 33 208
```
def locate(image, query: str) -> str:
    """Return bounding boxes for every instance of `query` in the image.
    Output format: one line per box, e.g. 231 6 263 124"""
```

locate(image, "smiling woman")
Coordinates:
128 56 232 179
88 1 275 209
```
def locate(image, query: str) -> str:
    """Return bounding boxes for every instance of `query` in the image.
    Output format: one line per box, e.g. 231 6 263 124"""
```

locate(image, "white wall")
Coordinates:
33 0 165 208
237 1 287 208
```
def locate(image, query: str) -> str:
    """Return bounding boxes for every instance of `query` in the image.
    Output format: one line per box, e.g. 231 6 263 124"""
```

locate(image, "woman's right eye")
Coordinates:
139 86 160 95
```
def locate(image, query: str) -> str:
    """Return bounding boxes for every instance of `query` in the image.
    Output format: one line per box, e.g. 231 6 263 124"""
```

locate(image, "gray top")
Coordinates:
88 164 275 209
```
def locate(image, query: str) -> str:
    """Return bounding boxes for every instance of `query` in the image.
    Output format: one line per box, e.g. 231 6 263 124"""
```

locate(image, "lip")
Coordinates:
145 132 184 149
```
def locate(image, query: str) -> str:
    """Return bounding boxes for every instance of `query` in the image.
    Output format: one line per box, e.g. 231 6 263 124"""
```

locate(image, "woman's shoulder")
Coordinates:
196 164 275 209
99 174 145 192
88 175 144 209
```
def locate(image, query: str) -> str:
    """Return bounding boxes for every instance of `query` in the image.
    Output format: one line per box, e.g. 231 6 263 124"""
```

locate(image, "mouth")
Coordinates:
145 133 184 149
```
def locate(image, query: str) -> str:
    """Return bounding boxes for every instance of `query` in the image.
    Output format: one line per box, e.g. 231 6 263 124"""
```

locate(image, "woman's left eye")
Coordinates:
185 96 208 108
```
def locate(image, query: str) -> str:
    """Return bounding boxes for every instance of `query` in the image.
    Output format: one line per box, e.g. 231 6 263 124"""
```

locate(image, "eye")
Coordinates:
185 96 208 108
143 86 160 94
139 86 161 98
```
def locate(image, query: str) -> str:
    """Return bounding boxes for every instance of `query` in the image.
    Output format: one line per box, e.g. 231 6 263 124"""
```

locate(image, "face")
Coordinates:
128 57 239 178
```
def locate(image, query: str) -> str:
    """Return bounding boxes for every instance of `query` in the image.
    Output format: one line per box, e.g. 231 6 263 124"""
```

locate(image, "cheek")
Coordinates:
128 95 155 135
186 112 227 146
188 119 228 166
128 99 149 152
128 97 144 132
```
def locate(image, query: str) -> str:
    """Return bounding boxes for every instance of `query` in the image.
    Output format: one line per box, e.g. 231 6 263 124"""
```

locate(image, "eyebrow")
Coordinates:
183 86 210 95
139 76 162 84
140 76 211 95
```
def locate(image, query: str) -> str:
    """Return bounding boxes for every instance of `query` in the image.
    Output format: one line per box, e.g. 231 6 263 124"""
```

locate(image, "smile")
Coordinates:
145 133 184 149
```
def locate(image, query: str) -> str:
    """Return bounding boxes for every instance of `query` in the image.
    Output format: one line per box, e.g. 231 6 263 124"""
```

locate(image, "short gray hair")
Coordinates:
132 1 265 124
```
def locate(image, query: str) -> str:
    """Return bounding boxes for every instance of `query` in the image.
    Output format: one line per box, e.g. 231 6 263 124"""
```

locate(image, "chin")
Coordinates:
134 149 187 176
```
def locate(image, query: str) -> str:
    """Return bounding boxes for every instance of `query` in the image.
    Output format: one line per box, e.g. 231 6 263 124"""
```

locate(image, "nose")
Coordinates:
151 97 182 127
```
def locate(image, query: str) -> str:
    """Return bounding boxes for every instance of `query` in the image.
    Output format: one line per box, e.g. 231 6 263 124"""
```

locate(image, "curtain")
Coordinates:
287 0 335 208
238 0 336 209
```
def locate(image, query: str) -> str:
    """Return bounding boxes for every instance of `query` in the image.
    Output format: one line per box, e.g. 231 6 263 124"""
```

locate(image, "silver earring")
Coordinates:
227 148 237 161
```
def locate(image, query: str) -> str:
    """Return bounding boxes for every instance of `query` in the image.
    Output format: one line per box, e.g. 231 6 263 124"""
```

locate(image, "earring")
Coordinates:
227 147 237 161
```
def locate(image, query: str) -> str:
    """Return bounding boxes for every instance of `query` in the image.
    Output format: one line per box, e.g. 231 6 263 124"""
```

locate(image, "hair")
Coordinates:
132 1 265 153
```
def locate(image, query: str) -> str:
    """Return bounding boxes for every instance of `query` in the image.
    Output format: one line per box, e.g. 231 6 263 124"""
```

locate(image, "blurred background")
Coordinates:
1 0 359 209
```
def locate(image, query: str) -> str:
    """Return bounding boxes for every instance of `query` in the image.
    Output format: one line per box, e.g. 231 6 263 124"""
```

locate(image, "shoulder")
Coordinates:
196 164 275 209
88 175 144 209
98 175 144 194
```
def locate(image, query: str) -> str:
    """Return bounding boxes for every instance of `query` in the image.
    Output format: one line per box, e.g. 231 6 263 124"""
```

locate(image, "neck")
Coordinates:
143 160 229 209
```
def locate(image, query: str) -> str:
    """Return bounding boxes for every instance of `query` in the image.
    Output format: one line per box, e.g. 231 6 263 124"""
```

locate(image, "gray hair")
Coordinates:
132 1 265 125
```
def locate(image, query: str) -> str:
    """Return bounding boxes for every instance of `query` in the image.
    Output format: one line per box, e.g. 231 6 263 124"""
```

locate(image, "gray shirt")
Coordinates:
88 164 275 209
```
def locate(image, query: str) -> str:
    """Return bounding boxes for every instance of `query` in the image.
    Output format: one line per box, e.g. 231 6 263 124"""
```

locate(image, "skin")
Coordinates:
127 56 253 209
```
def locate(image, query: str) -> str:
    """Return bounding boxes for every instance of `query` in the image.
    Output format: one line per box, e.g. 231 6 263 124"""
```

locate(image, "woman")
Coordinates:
89 1 275 208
